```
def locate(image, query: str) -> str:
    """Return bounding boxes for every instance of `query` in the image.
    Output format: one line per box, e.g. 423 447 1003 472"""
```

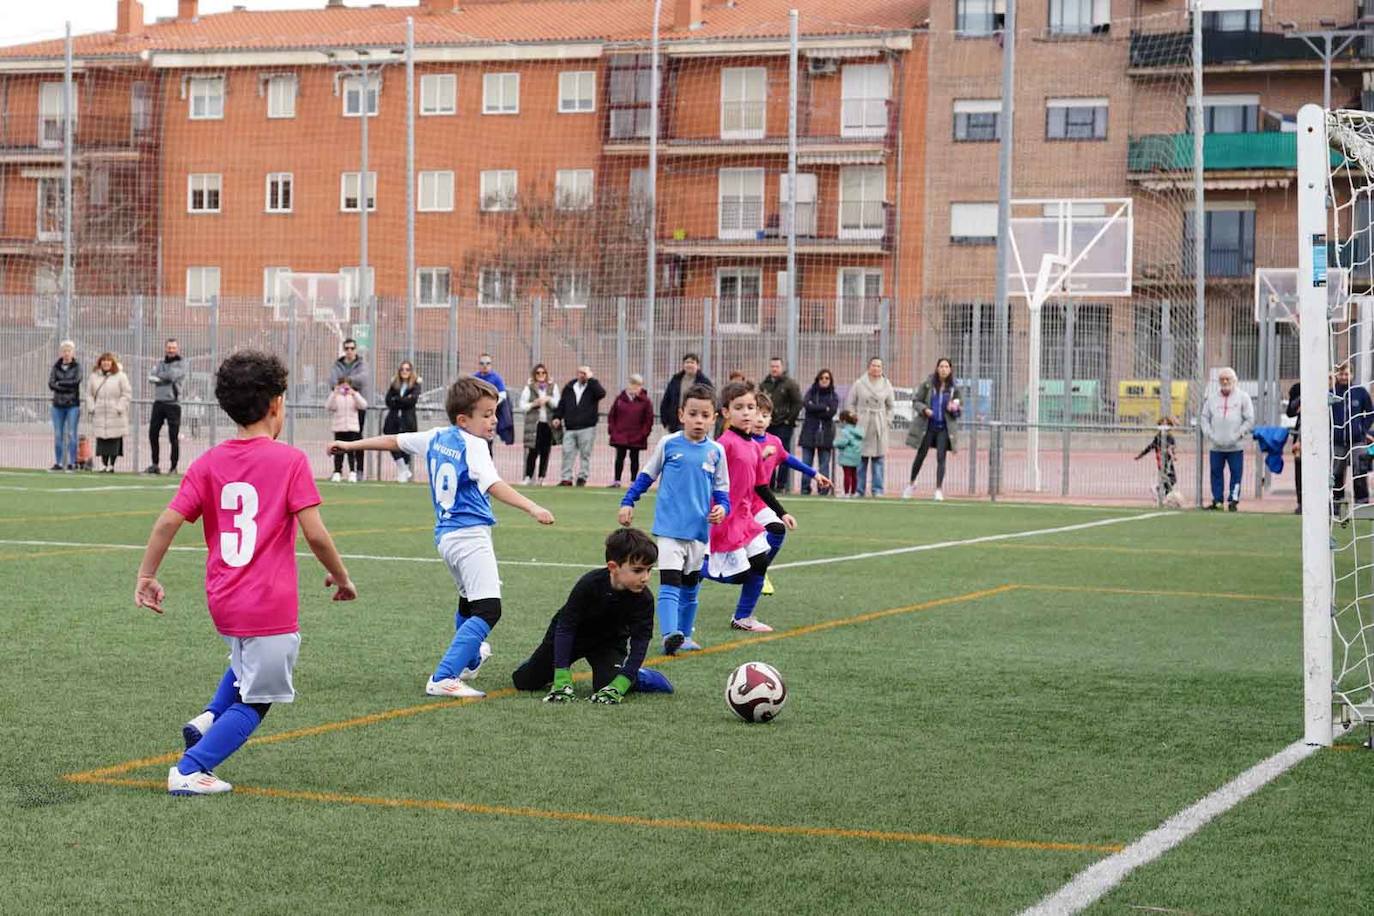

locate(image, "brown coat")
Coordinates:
85 370 133 439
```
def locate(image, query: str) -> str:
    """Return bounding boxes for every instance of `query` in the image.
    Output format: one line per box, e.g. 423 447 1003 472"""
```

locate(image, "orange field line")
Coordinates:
1016 584 1300 604
73 776 1123 854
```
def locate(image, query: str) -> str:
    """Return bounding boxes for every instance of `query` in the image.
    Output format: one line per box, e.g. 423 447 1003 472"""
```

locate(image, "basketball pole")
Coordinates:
991 0 1016 501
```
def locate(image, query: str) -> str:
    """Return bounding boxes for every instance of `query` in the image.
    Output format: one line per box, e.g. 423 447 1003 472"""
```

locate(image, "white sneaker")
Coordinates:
933 489 944 502
182 711 215 749
521 476 531 486
729 616 774 633
425 677 486 698
396 464 412 484
459 641 492 681
347 471 357 483
330 472 342 483
902 484 916 500
167 766 232 796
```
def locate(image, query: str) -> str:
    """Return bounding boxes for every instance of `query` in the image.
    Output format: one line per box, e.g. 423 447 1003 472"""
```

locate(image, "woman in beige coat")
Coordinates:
844 357 895 497
86 352 132 473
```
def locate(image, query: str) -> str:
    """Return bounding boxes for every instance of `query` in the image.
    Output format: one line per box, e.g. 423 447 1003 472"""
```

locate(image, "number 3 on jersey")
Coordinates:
429 457 458 512
220 481 259 567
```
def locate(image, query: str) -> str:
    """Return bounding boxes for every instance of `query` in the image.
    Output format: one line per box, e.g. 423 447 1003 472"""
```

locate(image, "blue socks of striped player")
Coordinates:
678 582 701 639
178 702 266 775
435 616 492 681
765 529 786 562
634 668 674 694
657 583 682 637
734 574 766 621
205 667 240 717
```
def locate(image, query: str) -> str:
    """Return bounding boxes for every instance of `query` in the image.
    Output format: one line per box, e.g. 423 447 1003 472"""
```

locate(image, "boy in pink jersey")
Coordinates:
135 350 356 796
750 391 831 597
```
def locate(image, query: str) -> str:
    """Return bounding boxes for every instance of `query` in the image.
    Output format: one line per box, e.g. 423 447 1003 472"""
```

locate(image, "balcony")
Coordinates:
662 207 893 258
1129 27 1370 73
1182 246 1254 279
1126 131 1340 189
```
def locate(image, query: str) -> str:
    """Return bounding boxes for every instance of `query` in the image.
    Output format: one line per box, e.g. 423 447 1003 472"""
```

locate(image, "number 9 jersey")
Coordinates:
396 426 502 543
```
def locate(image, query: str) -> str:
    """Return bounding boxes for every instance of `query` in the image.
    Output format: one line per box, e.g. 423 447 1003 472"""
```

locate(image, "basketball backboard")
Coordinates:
1008 198 1133 304
1254 266 1349 324
272 272 348 323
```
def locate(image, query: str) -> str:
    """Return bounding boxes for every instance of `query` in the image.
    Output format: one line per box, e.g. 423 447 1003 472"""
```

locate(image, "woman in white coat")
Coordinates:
86 351 133 473
844 357 895 497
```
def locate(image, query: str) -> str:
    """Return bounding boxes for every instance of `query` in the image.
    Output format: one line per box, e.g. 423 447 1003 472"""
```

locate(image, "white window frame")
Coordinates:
131 81 153 138
841 64 890 139
953 98 1001 141
558 71 596 113
420 73 457 116
266 74 296 119
555 271 590 308
717 167 765 240
265 172 293 213
187 173 222 214
263 266 291 306
1049 0 1110 35
340 171 377 212
1046 97 1109 141
482 73 520 115
186 267 221 308
555 169 595 211
715 267 763 332
478 267 516 307
779 172 817 237
418 170 455 212
188 76 224 121
340 266 375 307
838 166 886 240
721 67 767 140
950 201 999 243
480 169 518 211
837 267 883 332
342 75 379 118
417 267 451 308
39 82 77 149
36 177 64 241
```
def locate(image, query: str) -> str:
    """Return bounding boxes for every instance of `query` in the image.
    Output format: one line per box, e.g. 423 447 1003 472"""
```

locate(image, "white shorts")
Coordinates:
439 527 503 601
226 632 300 704
754 506 781 528
704 531 772 579
657 537 707 576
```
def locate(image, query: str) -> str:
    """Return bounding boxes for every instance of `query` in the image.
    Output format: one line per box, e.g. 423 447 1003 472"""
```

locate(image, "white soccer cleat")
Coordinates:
425 677 486 698
347 471 357 483
933 489 944 502
330 472 342 483
730 616 774 633
902 484 916 500
396 465 412 484
167 766 232 796
459 641 492 681
182 711 215 749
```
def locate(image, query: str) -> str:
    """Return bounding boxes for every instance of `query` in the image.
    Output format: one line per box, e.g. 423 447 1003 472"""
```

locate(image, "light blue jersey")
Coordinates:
622 432 730 543
397 427 501 543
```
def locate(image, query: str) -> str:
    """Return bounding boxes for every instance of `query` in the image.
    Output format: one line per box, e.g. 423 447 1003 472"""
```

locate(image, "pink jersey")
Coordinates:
710 427 769 554
169 437 322 637
759 432 788 479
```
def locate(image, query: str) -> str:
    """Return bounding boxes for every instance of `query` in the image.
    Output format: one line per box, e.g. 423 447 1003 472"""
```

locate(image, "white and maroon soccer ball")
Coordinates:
724 661 787 723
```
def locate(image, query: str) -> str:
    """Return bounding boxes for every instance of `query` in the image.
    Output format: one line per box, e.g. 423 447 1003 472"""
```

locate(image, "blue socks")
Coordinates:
205 667 240 717
765 529 786 562
678 582 701 638
657 583 682 637
178 702 264 775
435 616 492 681
734 574 766 620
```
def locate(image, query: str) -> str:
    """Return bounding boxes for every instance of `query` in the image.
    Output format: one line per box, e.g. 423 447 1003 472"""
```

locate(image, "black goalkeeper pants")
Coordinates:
511 618 626 692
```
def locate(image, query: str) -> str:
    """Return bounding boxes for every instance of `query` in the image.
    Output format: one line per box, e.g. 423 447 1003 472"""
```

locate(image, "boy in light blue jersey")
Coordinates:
618 384 729 654
331 376 555 698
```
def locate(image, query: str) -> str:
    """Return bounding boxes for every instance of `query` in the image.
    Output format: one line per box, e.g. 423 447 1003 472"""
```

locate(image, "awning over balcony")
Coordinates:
1127 131 1341 174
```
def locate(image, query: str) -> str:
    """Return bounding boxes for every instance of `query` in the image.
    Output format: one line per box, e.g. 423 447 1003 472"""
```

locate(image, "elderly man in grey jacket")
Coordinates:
1200 366 1254 511
144 338 187 475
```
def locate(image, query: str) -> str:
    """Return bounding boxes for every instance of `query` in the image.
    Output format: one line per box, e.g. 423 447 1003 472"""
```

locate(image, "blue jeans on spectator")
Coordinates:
52 405 79 467
1209 450 1243 505
800 446 833 494
858 456 885 497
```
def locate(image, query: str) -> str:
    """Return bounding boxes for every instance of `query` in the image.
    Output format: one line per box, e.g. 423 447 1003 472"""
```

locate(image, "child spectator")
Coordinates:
1134 416 1179 507
329 376 555 698
618 384 729 654
135 350 356 796
512 527 674 703
607 373 655 487
326 380 368 483
834 410 864 498
383 361 421 484
751 392 830 595
86 352 132 473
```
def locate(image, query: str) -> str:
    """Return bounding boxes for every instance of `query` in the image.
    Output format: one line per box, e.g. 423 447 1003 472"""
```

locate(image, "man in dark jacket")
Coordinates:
659 353 711 433
1287 381 1301 514
759 357 802 491
330 339 368 474
555 365 605 486
1330 362 1373 514
144 338 187 475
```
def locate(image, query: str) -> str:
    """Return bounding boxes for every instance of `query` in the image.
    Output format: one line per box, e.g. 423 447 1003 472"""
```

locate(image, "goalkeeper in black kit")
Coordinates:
511 527 674 703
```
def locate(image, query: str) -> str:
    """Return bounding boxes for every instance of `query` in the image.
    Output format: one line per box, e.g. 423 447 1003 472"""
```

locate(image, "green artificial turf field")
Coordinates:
1 469 1368 914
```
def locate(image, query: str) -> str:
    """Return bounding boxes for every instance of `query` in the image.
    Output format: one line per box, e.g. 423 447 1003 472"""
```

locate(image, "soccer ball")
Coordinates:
725 661 787 723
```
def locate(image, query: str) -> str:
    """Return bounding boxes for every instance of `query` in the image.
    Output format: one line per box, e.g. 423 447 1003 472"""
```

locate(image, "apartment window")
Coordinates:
187 173 222 213
186 267 220 307
36 178 65 241
417 267 451 307
1047 97 1108 140
555 169 594 211
841 64 890 139
340 171 377 212
420 74 456 116
188 76 224 120
779 173 817 237
1049 0 1110 35
1186 94 1260 134
837 268 883 332
559 71 596 113
1183 206 1255 278
950 202 998 245
716 268 762 330
721 67 766 140
340 266 375 306
263 266 290 305
265 172 293 213
718 168 765 239
607 53 654 139
1202 3 1260 32
555 272 590 308
956 0 1004 36
419 170 455 212
342 75 379 117
478 267 515 307
953 99 1000 141
480 170 518 211
131 82 153 138
266 75 296 118
39 82 77 148
839 166 886 239
483 73 520 115
89 166 110 208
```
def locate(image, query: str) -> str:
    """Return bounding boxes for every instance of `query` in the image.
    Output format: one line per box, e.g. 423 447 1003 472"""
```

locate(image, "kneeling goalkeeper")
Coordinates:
512 527 674 703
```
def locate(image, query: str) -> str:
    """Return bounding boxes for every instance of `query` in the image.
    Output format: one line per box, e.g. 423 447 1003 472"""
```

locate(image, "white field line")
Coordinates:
1020 740 1320 916
0 484 179 493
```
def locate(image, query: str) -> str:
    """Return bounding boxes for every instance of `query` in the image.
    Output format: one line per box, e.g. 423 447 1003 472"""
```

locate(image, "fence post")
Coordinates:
616 297 628 395
701 297 713 381
968 301 980 496
531 295 543 373
447 295 457 383
132 295 144 474
878 298 891 370
1061 300 1074 497
209 296 219 447
287 290 298 445
1195 424 1205 508
1255 308 1270 500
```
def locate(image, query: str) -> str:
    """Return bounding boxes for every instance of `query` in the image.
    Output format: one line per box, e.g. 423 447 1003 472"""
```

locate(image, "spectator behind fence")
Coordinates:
660 353 711 433
48 339 82 472
608 374 655 488
1200 366 1254 512
903 357 962 503
760 357 803 492
475 353 515 453
145 338 186 476
86 351 132 473
327 380 368 483
519 363 560 486
555 365 605 487
834 410 864 498
799 368 838 496
383 361 421 484
330 339 368 476
1329 361 1373 517
1287 381 1302 514
845 357 895 497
